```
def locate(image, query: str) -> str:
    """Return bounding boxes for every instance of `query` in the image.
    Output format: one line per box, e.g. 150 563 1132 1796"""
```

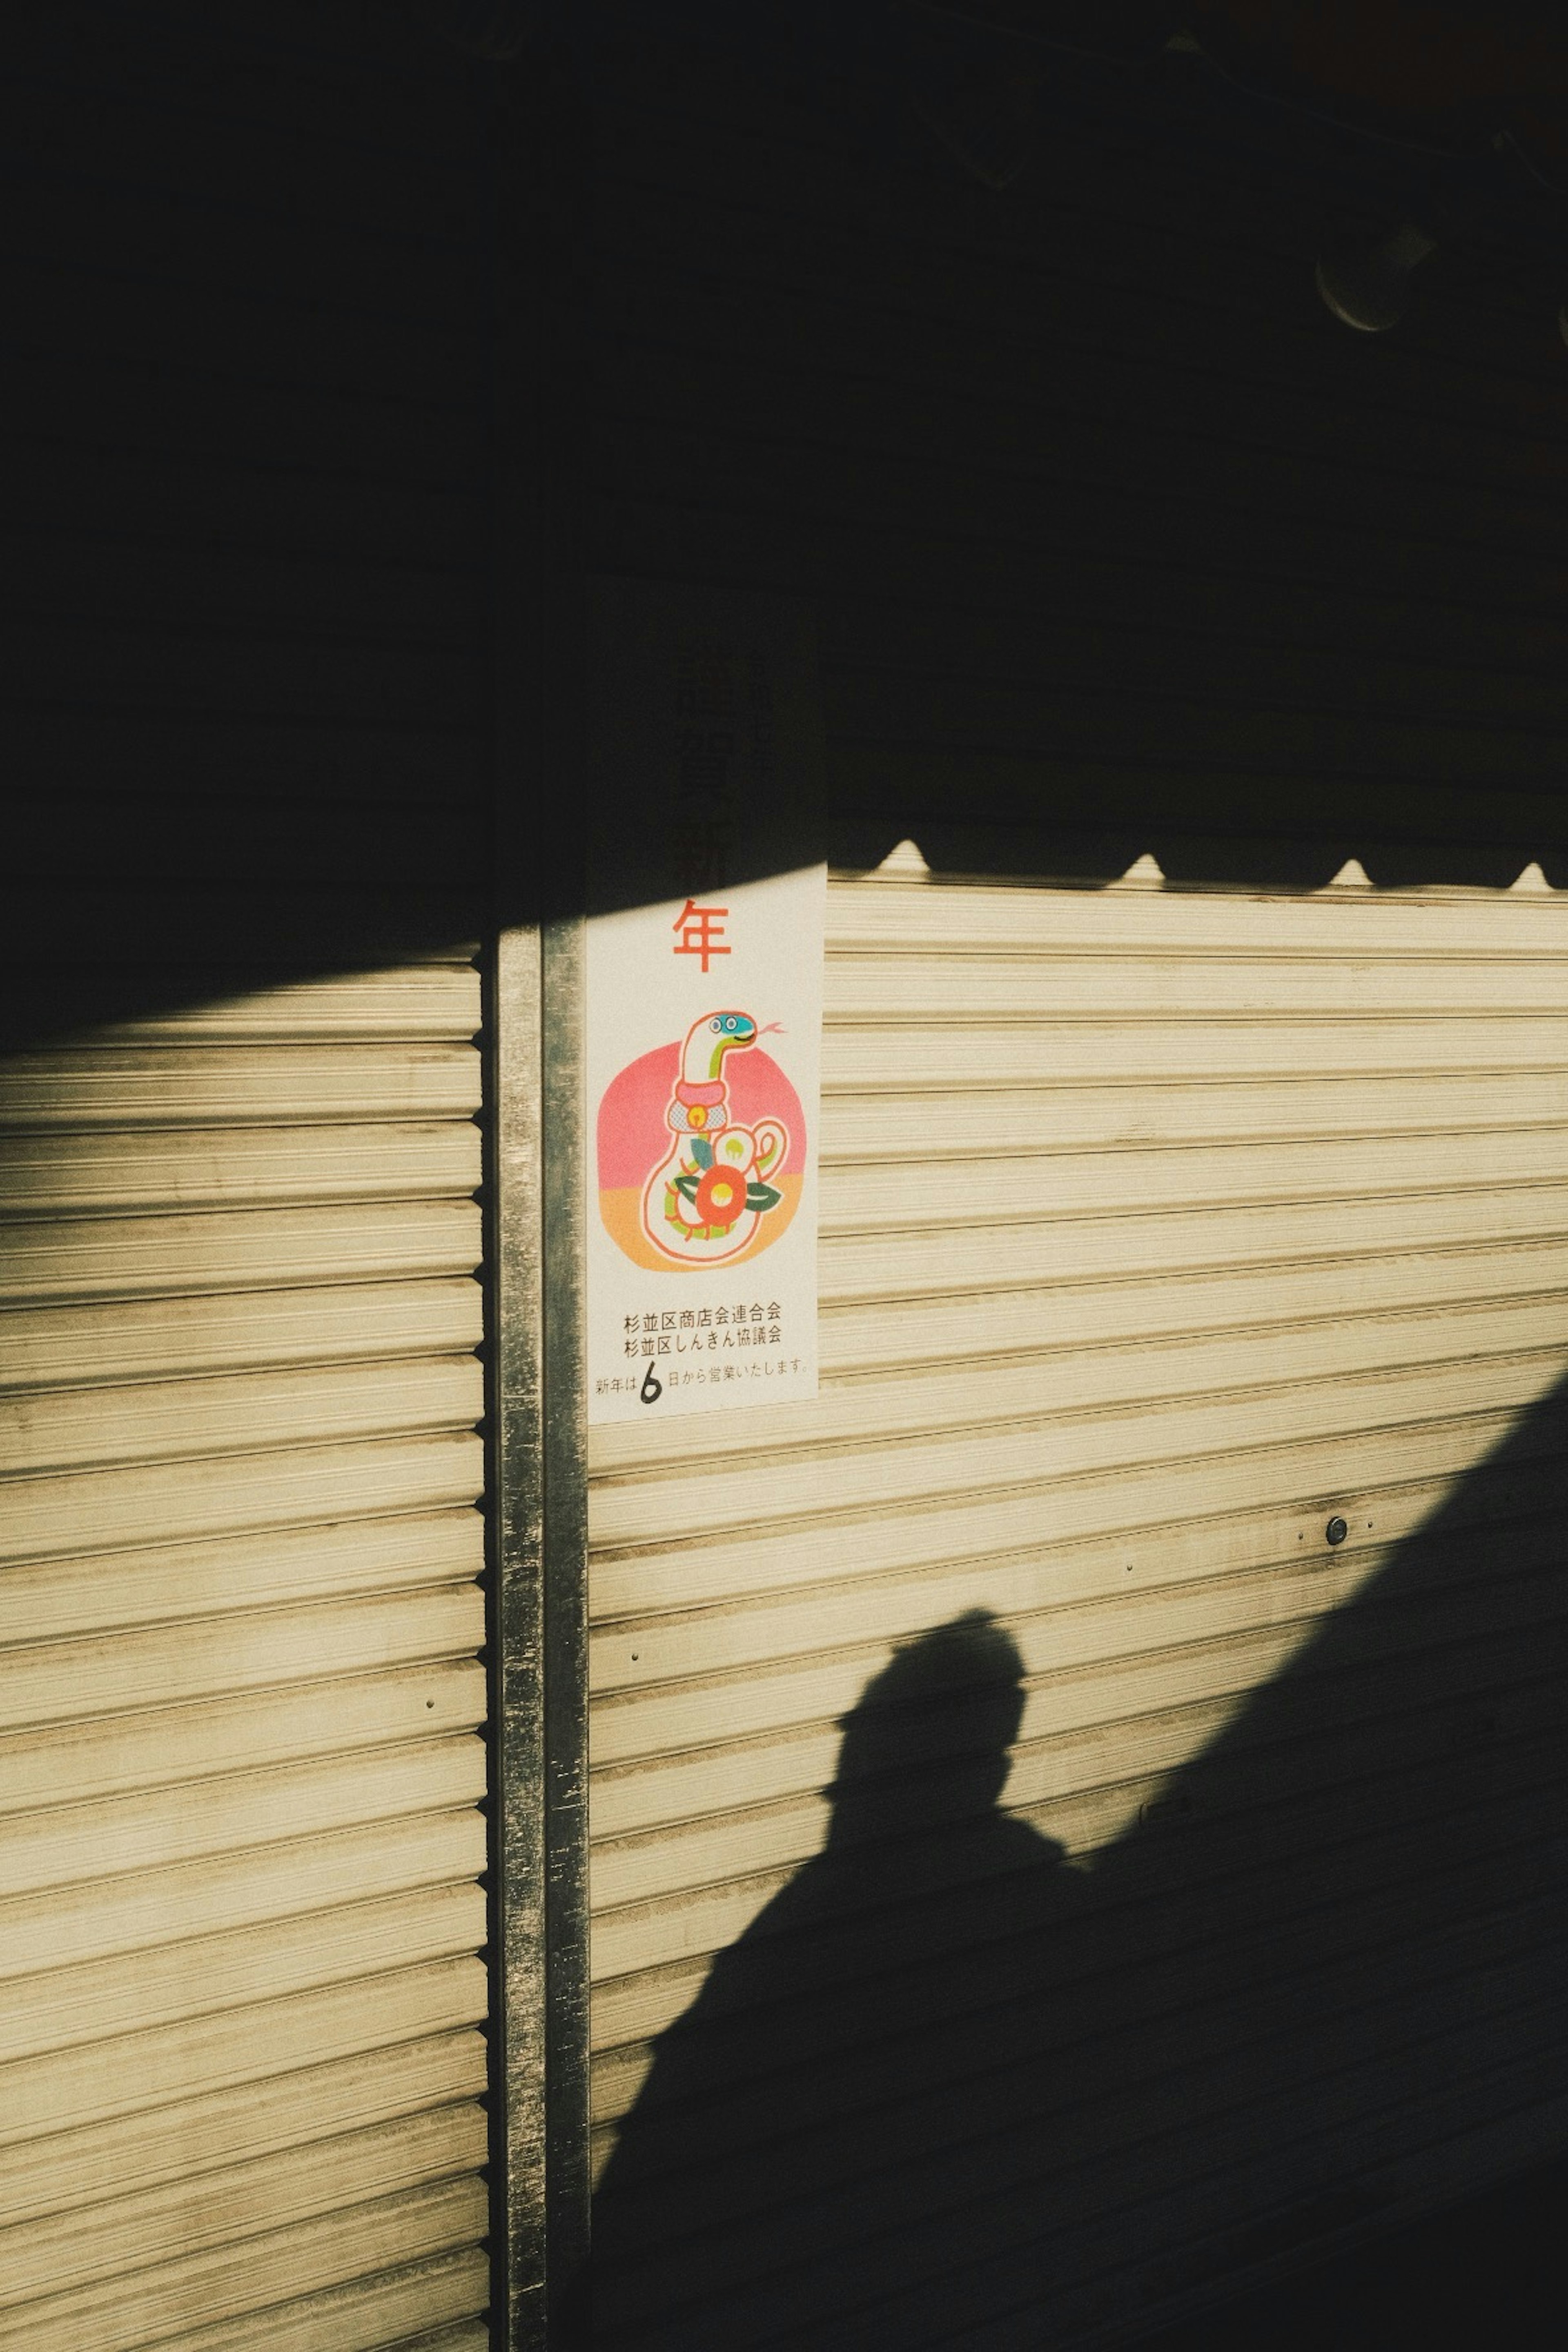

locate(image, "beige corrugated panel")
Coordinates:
0 964 490 2351
586 869 1568 2348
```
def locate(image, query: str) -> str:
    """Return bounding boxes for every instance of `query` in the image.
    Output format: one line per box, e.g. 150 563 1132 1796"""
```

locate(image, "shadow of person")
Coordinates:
577 1610 1085 2350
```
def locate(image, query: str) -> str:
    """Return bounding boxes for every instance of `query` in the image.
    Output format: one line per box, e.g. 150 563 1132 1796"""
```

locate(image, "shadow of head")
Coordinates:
827 1609 1027 1847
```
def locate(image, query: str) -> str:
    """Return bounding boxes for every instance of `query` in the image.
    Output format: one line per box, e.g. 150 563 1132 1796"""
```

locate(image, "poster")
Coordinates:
584 581 826 1426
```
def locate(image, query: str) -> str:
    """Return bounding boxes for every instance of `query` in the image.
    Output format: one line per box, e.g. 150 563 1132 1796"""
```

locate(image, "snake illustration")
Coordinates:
639 1010 790 1265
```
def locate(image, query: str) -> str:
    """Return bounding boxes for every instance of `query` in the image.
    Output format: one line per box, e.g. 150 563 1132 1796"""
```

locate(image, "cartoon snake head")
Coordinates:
682 1011 757 1084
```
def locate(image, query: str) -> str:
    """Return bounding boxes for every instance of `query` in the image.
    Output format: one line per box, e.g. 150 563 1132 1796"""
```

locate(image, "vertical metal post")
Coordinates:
487 918 550 2346
487 908 589 2351
539 907 591 2331
484 40 591 2351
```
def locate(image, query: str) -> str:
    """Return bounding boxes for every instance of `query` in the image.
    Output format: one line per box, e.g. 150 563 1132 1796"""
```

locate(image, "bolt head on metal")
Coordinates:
1315 223 1435 333
1325 1516 1348 1547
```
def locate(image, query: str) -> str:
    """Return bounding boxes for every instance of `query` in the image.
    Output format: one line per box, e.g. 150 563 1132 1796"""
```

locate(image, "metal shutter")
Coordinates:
585 861 1568 2348
0 960 490 2352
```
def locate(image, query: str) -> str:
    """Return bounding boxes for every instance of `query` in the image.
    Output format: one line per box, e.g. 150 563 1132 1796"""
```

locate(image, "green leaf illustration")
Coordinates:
673 1172 702 1202
691 1136 714 1169
746 1180 782 1212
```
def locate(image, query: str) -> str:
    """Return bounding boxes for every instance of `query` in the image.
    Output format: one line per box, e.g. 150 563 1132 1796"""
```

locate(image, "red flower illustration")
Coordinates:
694 1164 746 1229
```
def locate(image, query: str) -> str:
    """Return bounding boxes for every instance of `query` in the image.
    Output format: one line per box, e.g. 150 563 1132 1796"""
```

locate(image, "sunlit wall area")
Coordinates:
588 865 1568 2344
0 966 492 2350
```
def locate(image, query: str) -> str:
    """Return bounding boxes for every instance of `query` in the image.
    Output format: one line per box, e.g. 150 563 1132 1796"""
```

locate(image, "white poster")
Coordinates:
583 578 827 1428
585 864 826 1423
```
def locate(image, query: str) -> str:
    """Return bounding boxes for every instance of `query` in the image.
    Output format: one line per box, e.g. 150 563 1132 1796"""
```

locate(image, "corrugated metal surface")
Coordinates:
2 8 500 2337
0 962 490 2348
585 866 1568 2347
557 7 1568 2339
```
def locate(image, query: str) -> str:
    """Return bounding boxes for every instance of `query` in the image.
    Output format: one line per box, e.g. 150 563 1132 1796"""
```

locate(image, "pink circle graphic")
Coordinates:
597 1040 806 1272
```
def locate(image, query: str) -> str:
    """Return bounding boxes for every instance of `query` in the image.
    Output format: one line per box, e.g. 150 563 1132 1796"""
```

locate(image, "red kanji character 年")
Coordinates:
672 898 730 972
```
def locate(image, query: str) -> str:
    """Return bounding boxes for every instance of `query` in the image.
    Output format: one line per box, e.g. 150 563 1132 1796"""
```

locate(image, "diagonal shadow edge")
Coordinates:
581 1361 1568 2350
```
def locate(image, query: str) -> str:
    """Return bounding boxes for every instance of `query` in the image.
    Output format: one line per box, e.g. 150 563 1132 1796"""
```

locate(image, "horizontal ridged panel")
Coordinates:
822 1076 1568 1154
592 1675 1568 2078
1 1587 484 1729
2 1433 483 1568
0 2175 490 2352
0 2029 487 2226
2 1276 484 1391
0 2100 488 2310
90 973 483 1041
825 882 1568 950
589 1439 1562 1740
0 1200 480 1303
0 1512 482 1646
0 1666 485 1822
0 1043 481 1127
819 1133 1568 1224
2 1880 489 2062
4 1734 488 1909
596 1283 1568 1470
127 2254 492 2352
827 948 1568 1016
1 1882 491 2088
826 1015 1568 1082
588 871 1568 2342
820 1239 1568 1369
7 1875 493 2051
2 1353 481 1475
0 1121 480 1216
588 1539 1568 1935
588 1352 1563 1553
818 1177 1568 1293
588 1522 1560 1764
0 1954 490 2149
0 956 489 2340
